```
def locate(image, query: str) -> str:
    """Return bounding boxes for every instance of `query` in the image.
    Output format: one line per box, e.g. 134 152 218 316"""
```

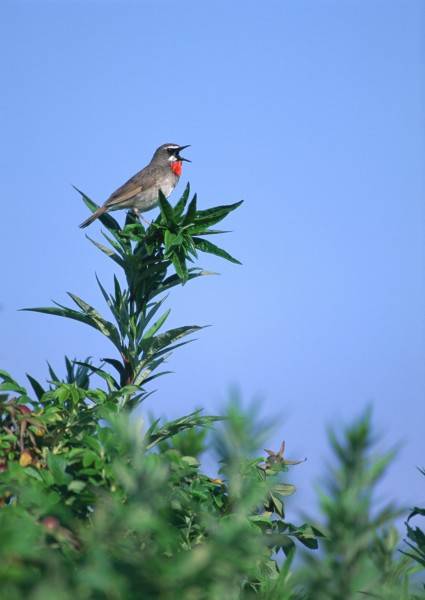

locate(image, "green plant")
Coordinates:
401 468 425 593
0 187 319 599
23 186 242 402
297 410 421 599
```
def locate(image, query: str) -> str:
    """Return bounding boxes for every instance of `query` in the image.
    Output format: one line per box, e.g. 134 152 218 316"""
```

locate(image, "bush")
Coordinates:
297 410 422 599
0 187 422 598
0 188 319 599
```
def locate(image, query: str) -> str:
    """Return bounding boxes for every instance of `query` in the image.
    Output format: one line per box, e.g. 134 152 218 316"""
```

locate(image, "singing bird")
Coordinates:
79 143 191 228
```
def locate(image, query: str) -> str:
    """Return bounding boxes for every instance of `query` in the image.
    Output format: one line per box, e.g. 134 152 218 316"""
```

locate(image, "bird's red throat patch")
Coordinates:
170 161 183 176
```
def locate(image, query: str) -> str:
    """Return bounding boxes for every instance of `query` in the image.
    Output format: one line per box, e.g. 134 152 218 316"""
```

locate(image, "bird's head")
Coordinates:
152 143 191 176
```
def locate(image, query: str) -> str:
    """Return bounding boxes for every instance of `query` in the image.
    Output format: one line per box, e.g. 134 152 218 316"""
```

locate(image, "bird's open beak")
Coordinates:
177 145 191 162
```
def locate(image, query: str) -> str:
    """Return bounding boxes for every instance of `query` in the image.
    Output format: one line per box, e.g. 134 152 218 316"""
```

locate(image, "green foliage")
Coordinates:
23 185 241 405
401 468 425 593
1 186 423 598
297 410 422 599
0 187 320 599
404 506 425 568
0 392 311 599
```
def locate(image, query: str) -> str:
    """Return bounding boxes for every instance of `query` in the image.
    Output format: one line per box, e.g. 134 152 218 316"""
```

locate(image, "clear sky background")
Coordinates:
1 1 424 515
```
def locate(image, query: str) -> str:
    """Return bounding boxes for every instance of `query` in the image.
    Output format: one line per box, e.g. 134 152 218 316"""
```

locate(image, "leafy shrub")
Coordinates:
298 410 422 599
401 469 425 590
0 188 319 599
0 187 422 598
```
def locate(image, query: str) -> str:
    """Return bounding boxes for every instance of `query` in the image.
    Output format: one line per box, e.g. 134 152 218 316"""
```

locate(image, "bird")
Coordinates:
79 143 191 228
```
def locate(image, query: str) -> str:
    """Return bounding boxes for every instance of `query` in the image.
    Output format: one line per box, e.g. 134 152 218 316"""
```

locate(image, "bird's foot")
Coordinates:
131 208 150 226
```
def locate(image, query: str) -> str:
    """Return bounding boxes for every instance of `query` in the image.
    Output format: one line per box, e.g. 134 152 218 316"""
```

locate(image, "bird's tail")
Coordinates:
79 206 108 229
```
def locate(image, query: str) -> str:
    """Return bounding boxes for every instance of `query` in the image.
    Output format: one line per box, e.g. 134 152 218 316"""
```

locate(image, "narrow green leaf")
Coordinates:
193 200 243 227
141 370 173 385
158 191 176 227
174 183 190 217
269 492 284 517
192 237 241 264
187 227 230 236
273 483 296 496
101 358 125 378
183 194 197 225
26 373 45 400
146 271 201 299
294 532 319 550
86 236 124 267
0 370 23 386
408 507 425 521
146 339 196 362
143 325 202 355
101 231 128 254
22 305 92 326
164 230 182 251
113 276 122 303
66 293 121 344
145 410 220 450
24 304 121 350
137 297 168 334
171 251 188 282
74 361 119 390
143 309 171 339
0 382 26 393
46 362 60 382
64 356 73 380
95 275 113 310
0 371 27 395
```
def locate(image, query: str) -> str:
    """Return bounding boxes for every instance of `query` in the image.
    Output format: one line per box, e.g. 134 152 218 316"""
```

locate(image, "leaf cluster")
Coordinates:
1 185 422 599
400 468 425 594
0 373 315 599
23 186 242 408
297 410 422 599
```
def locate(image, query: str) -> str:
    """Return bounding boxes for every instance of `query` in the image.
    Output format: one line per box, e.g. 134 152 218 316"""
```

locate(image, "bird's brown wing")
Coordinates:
104 163 163 208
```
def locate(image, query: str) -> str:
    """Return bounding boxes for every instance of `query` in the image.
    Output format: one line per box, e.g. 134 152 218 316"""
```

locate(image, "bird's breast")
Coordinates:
132 171 178 212
170 161 183 177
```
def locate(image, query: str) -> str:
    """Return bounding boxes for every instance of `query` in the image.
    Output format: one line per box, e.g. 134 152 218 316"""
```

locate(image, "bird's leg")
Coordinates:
131 208 150 225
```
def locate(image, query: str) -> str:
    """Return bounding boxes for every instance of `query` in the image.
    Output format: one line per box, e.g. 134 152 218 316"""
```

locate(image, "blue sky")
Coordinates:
1 0 424 514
